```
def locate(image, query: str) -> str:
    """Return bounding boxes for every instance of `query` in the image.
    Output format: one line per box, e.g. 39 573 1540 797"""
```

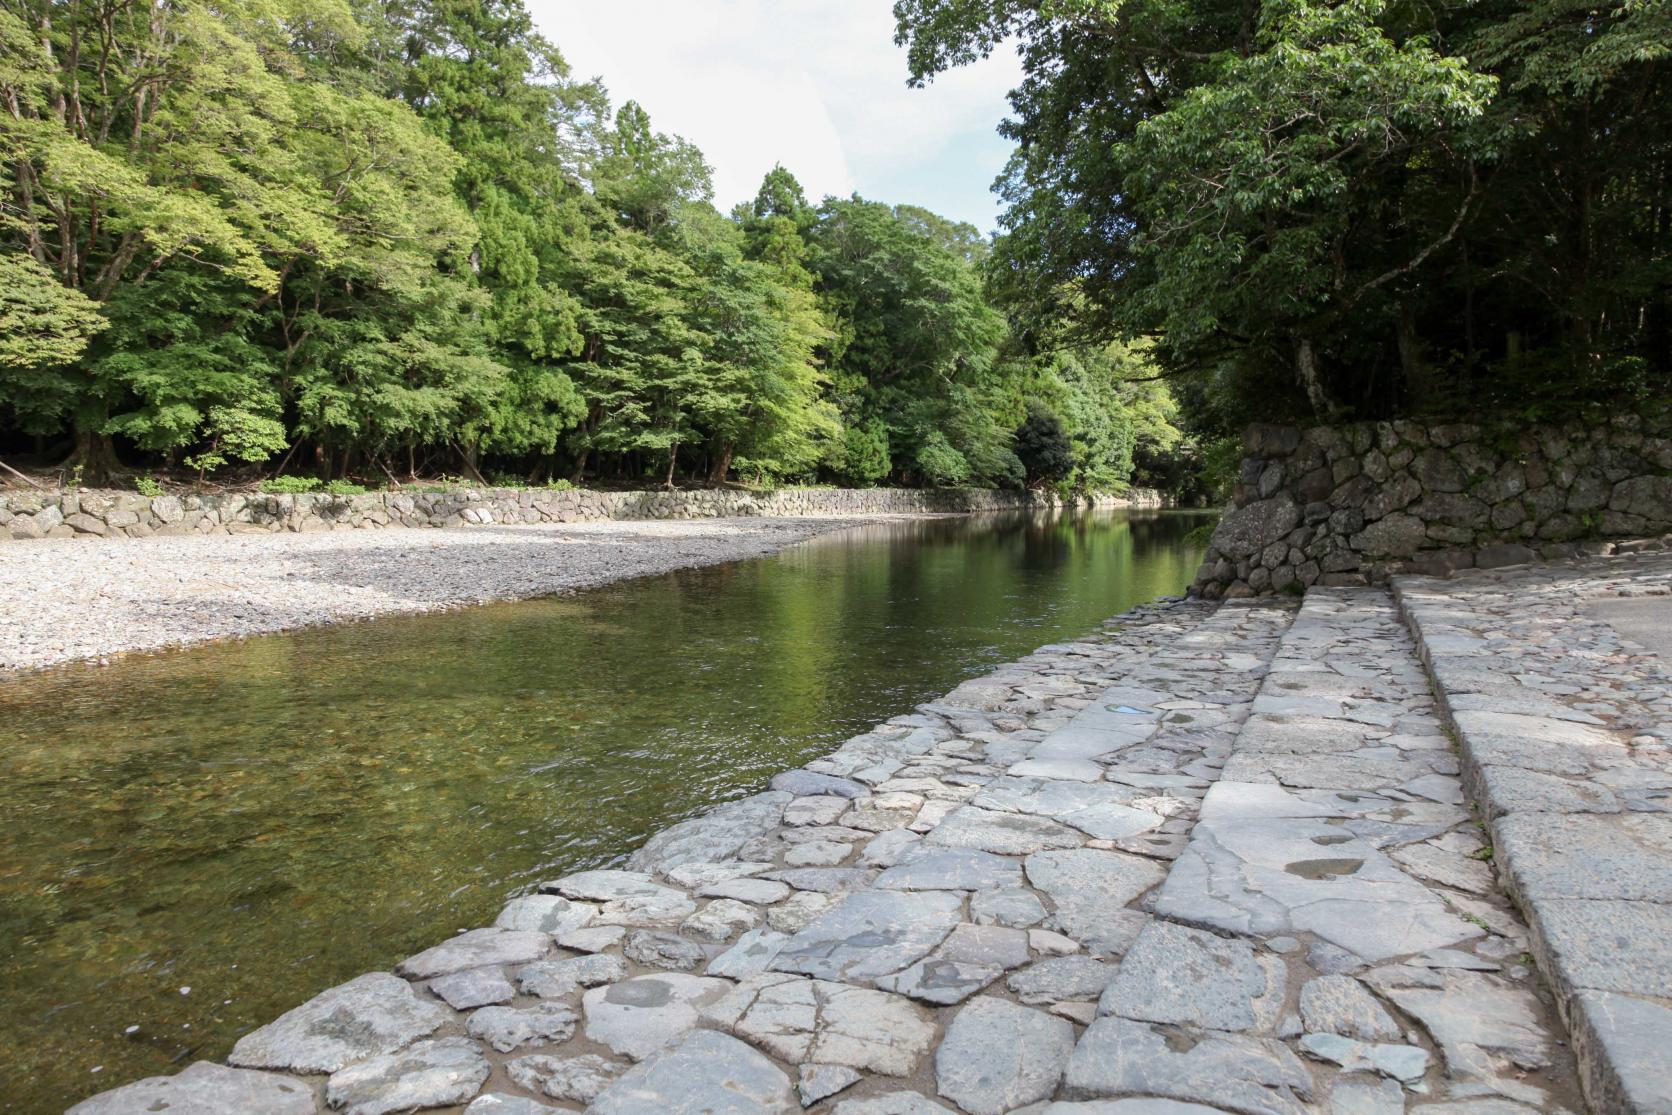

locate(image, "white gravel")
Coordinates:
0 517 888 673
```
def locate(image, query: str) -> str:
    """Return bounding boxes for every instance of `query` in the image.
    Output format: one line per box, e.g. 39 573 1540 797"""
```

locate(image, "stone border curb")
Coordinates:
1393 564 1672 1114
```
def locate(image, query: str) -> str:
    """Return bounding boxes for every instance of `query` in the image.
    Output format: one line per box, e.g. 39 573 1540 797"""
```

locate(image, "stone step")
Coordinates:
1129 586 1585 1113
1394 553 1672 1114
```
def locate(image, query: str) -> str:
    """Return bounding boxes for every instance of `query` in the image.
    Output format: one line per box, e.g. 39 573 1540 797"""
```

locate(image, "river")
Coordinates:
0 508 1210 1111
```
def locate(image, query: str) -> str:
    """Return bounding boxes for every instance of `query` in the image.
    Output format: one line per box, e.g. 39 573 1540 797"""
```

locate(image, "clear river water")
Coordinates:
0 508 1210 1112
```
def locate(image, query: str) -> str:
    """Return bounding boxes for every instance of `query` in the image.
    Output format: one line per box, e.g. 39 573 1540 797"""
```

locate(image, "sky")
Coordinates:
528 1 1023 235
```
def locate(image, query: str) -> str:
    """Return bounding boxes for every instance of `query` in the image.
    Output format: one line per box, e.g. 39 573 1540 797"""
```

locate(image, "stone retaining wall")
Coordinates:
1192 407 1672 597
0 485 1164 542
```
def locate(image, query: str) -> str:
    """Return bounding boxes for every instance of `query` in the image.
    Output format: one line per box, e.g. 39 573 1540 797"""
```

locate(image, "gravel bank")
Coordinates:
0 517 883 673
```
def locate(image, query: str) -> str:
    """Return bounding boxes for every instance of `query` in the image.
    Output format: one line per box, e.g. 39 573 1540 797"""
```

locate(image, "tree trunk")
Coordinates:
64 428 119 484
663 441 678 490
1395 301 1430 411
459 442 487 485
570 445 590 485
1294 339 1332 420
708 442 734 486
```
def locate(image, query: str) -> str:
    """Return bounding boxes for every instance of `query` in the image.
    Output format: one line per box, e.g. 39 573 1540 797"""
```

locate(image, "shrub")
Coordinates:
323 480 367 495
1014 401 1074 486
134 476 163 498
915 431 972 487
260 476 321 494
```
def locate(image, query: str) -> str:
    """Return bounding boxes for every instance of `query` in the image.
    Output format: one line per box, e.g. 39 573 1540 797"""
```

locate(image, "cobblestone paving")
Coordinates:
69 589 1592 1115
1396 553 1672 1114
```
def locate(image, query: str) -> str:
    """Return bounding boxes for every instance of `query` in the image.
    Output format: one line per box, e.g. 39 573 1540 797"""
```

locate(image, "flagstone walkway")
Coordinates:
71 560 1646 1115
1395 552 1672 1114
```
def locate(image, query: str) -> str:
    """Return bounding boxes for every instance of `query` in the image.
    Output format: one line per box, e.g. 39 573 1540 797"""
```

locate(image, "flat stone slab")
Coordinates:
1008 956 1115 1005
772 770 870 798
545 869 676 901
1368 968 1553 1078
518 953 629 997
704 973 937 1074
467 1001 580 1052
708 927 791 979
1495 812 1672 903
923 806 1084 854
629 791 792 870
1533 898 1672 997
506 1053 627 1104
229 971 449 1074
1098 920 1283 1032
874 847 1025 891
1571 990 1672 1115
770 889 962 981
465 1096 559 1115
1063 1016 1314 1115
935 996 1075 1115
1153 816 1480 961
589 1029 797 1115
65 1062 316 1115
937 922 1031 969
1297 974 1399 1040
324 1036 490 1115
972 777 1135 818
496 894 596 935
700 877 794 905
1024 849 1166 956
429 966 516 1010
583 973 733 1060
397 927 550 979
876 957 1002 1004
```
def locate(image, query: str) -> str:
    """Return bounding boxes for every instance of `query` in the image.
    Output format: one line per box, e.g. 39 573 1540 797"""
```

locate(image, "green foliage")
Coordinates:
323 480 368 495
261 476 323 494
913 431 972 487
0 0 1191 498
182 407 288 479
1014 402 1073 486
134 476 163 498
895 0 1671 429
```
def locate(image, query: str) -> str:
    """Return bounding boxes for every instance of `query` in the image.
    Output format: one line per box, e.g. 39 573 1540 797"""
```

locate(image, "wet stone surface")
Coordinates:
76 584 1606 1114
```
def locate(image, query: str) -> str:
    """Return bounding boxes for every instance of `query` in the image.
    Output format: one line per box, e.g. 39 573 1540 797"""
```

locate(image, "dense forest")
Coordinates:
895 0 1670 435
0 0 1186 492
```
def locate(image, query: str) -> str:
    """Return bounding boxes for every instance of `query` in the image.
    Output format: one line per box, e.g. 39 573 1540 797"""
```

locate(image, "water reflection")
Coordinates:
0 508 1210 1111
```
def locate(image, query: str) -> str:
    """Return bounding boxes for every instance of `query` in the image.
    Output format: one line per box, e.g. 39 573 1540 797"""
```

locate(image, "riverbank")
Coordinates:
0 484 1164 541
6 511 1210 1113
70 559 1606 1114
0 516 889 673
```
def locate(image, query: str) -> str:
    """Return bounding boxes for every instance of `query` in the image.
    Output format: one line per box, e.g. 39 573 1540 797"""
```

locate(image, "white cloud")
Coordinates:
529 0 1020 229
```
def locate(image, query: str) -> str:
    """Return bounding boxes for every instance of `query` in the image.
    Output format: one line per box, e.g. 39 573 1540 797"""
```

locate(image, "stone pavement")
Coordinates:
70 582 1599 1115
1395 553 1672 1114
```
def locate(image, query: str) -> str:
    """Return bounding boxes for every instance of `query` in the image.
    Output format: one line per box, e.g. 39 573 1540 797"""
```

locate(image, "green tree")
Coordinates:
895 0 1671 427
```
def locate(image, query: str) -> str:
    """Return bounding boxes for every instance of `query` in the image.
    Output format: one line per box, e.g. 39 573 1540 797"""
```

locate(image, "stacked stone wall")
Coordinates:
0 485 1164 542
1193 407 1672 597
